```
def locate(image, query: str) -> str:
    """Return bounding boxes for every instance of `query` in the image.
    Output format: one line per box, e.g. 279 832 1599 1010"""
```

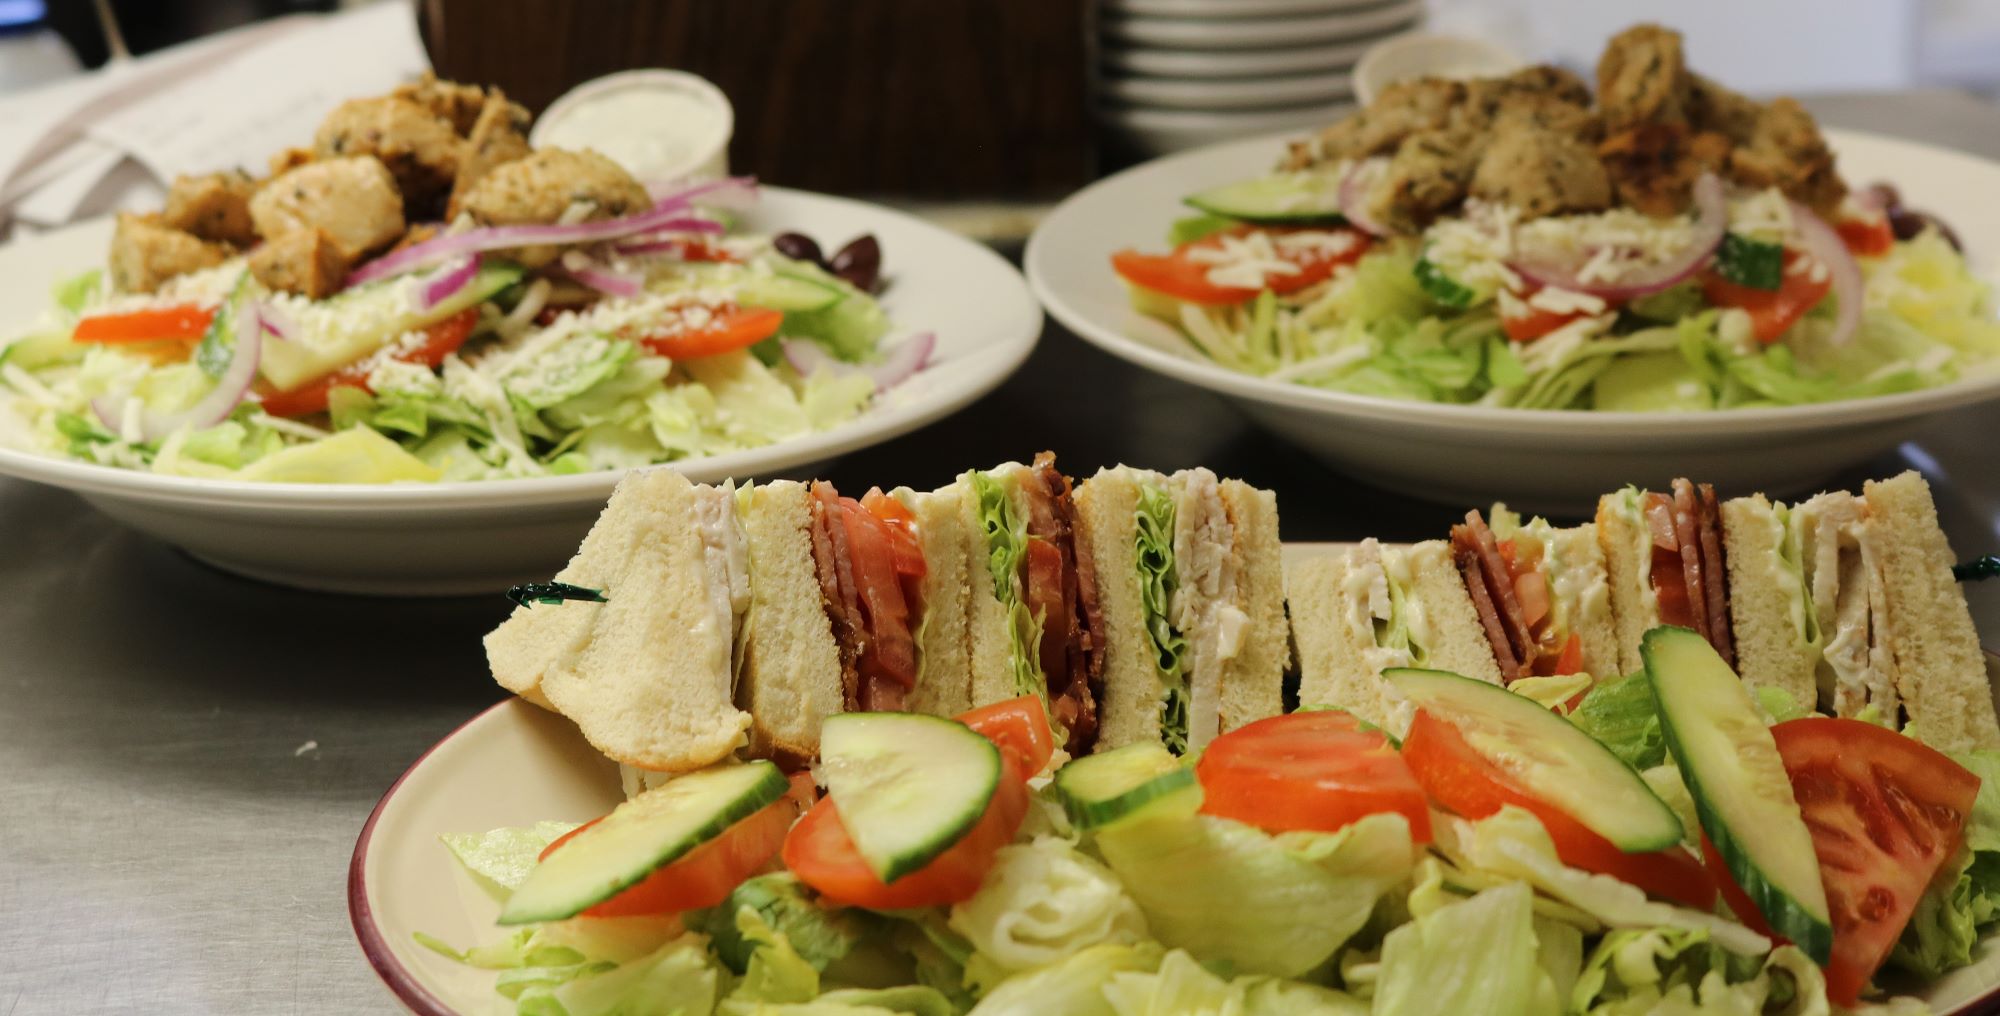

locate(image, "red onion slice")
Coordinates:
782 332 934 393
1509 173 1729 301
418 256 481 310
102 302 264 442
558 251 644 299
1337 158 1391 237
344 185 745 288
1788 200 1863 348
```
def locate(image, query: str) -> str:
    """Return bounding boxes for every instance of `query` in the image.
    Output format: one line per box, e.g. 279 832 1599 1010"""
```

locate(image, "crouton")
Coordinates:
447 89 533 219
457 149 651 267
1596 24 1692 132
108 213 229 294
249 229 350 299
392 72 492 136
315 96 463 216
162 171 258 247
250 156 406 261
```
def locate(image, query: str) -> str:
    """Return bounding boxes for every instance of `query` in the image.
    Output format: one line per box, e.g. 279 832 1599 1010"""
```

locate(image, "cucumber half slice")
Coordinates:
819 713 1002 883
737 273 845 313
1386 668 1682 853
499 760 788 925
1183 172 1346 226
1643 626 1833 962
1054 742 1198 831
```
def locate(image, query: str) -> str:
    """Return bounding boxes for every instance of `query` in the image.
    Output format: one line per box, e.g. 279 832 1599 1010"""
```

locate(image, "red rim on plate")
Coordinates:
348 698 513 1016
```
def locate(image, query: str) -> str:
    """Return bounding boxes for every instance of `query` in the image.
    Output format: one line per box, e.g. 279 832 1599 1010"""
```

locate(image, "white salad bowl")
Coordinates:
0 188 1041 595
348 587 2000 1016
1027 128 2000 515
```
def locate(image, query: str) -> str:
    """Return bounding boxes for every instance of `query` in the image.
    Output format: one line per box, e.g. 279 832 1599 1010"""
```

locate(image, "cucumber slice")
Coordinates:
819 713 1001 883
1386 668 1682 853
1053 742 1199 831
1 331 86 370
1642 627 1832 961
1712 233 1783 291
738 273 844 313
1184 172 1346 226
1414 258 1475 309
499 760 788 925
260 259 525 391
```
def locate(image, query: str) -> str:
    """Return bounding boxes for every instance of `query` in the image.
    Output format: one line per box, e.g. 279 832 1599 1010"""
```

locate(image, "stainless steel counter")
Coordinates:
6 90 2000 1014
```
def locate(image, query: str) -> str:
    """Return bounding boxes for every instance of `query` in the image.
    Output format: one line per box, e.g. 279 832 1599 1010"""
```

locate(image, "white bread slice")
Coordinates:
538 471 753 772
1404 540 1508 690
895 485 976 718
1720 494 1821 710
1542 523 1621 680
1217 479 1287 732
1597 491 1659 676
1287 549 1386 726
1864 471 2000 751
1074 466 1164 749
484 467 680 710
737 481 843 763
1287 539 1500 737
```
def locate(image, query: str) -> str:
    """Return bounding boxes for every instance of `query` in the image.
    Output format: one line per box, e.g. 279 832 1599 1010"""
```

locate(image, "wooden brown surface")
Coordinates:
418 0 1096 200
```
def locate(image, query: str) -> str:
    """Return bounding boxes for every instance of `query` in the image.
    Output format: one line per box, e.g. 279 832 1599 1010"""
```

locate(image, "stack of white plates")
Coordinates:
1097 0 1426 158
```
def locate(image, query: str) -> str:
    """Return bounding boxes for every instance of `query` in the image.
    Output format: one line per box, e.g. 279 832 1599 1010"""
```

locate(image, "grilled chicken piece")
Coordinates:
447 90 534 220
161 171 258 247
108 213 229 294
1596 24 1693 132
250 156 406 261
456 148 651 267
249 228 350 299
1729 97 1846 214
314 96 463 216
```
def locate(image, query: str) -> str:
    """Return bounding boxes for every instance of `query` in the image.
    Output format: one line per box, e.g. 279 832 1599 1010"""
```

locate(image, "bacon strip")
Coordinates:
808 481 866 712
1670 479 1712 647
1022 452 1101 753
1694 482 1734 667
1451 511 1532 682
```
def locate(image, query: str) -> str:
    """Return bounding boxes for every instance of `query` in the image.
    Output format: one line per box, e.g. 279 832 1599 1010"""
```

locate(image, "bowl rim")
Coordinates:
1025 126 2000 439
0 186 1041 511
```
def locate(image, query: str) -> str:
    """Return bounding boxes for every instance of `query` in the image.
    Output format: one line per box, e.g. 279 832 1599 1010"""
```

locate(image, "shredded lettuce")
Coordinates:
1133 483 1190 754
1571 927 1829 1016
234 425 440 483
1092 806 1414 977
970 470 1045 704
1569 672 1666 770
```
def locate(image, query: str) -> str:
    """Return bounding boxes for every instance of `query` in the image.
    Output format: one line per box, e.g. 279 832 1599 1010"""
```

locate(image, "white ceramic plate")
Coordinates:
1101 2 1422 50
1102 36 1379 79
0 188 1040 595
1025 128 2000 514
350 569 2000 1015
1101 70 1355 111
1104 0 1393 17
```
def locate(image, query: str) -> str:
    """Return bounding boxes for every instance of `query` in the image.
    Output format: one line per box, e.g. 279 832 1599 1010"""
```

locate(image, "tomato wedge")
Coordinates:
72 304 216 345
958 695 1056 777
783 754 1029 909
1197 711 1432 841
1835 217 1895 257
835 496 919 702
1701 249 1832 344
1769 717 1980 1005
1403 709 1715 908
1500 303 1589 344
258 308 479 418
537 797 797 919
636 306 783 360
1111 225 1370 306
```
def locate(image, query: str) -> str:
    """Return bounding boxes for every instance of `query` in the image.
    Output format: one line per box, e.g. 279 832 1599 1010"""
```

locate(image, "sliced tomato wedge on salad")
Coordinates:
536 797 796 919
1701 249 1833 344
1835 216 1896 257
783 751 1029 910
1764 717 1980 1005
1196 710 1432 841
1499 284 1607 344
1403 709 1715 908
957 695 1057 777
636 306 783 360
72 304 216 345
1111 225 1370 306
258 307 480 418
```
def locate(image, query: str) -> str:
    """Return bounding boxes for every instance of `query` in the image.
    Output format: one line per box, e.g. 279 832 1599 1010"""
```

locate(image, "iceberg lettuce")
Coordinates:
1570 927 1829 1016
1373 881 1546 1016
1134 483 1190 753
969 470 1044 704
1092 808 1414 977
439 820 580 899
966 943 1162 1016
1099 948 1367 1016
948 836 1149 990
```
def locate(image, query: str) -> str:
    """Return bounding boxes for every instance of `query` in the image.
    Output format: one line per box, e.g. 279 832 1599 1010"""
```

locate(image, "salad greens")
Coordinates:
1119 188 2000 411
0 223 909 483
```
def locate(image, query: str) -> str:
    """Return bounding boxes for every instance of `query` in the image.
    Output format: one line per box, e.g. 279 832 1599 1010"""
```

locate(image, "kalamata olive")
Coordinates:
1890 210 1963 251
830 234 882 292
772 231 824 266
